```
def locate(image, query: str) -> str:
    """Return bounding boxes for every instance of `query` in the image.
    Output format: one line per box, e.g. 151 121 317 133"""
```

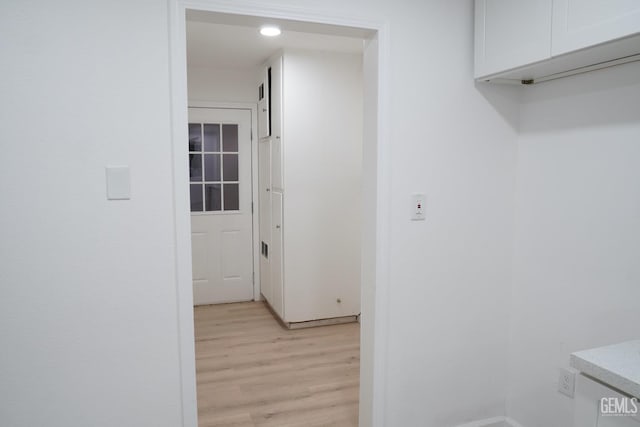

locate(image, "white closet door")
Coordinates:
257 71 269 138
258 96 269 139
270 56 283 140
258 139 272 301
270 191 284 319
269 56 283 191
271 136 283 192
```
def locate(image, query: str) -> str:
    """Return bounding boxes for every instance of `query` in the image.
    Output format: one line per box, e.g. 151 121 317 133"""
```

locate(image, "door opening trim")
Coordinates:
168 3 391 427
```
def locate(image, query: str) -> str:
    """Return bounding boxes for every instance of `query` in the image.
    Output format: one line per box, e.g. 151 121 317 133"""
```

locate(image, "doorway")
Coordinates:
168 3 388 427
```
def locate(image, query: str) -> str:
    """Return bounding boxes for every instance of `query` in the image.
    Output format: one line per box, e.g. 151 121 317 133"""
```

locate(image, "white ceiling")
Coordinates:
186 10 370 69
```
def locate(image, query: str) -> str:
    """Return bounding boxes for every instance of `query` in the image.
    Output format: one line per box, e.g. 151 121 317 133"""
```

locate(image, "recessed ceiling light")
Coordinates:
260 26 281 37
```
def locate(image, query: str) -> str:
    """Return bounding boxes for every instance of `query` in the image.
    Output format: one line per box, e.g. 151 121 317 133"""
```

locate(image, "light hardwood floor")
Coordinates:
194 301 360 427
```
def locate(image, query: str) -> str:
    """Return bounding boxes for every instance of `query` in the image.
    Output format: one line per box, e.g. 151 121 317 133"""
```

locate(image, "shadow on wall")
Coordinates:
474 81 522 132
474 60 640 135
518 60 640 133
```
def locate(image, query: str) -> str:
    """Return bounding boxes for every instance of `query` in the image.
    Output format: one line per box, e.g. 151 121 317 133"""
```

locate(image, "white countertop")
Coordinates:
570 340 640 398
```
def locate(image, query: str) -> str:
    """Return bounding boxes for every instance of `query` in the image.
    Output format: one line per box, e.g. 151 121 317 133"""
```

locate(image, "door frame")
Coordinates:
168 2 392 427
188 102 260 302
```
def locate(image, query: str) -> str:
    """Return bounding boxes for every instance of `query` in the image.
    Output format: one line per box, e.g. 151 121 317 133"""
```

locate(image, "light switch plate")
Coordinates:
411 193 426 221
106 166 130 200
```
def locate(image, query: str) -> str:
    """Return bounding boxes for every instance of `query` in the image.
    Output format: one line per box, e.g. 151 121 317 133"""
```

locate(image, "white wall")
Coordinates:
0 1 520 426
0 1 183 426
506 61 640 427
383 2 518 425
282 49 363 322
187 66 257 103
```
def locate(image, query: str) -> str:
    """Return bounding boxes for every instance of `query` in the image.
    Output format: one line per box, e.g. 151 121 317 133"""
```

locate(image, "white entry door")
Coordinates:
188 108 253 305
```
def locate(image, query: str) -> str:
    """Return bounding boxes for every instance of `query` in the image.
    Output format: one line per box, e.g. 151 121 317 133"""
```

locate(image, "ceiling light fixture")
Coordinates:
260 26 281 37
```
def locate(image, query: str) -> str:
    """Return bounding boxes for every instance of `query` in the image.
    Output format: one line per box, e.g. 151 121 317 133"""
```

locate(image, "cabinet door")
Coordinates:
258 139 271 300
552 0 640 56
474 0 552 78
257 75 269 139
270 191 284 319
271 136 283 192
270 56 283 141
598 415 640 427
268 55 283 191
574 373 640 427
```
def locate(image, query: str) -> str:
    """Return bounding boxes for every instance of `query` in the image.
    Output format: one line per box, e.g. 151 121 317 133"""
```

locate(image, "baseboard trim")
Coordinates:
456 416 526 427
261 295 359 330
288 315 358 329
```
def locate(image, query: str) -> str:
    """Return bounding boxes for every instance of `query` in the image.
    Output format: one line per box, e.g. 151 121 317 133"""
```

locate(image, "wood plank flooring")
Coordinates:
194 301 360 427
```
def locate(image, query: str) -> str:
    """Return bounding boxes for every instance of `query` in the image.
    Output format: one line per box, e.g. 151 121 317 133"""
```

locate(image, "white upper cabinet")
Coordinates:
552 0 640 55
257 69 269 139
475 0 552 78
257 56 282 140
475 0 640 82
269 56 283 191
269 56 282 142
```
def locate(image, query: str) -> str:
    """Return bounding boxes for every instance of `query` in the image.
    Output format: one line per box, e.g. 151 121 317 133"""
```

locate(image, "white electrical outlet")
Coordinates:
558 367 577 398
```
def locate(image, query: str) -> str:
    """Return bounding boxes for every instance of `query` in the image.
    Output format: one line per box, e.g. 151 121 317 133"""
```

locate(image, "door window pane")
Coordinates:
189 120 242 214
190 184 203 212
223 154 238 181
189 154 202 182
188 124 201 151
204 154 221 182
223 183 239 210
204 124 220 152
205 184 222 211
222 124 238 152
